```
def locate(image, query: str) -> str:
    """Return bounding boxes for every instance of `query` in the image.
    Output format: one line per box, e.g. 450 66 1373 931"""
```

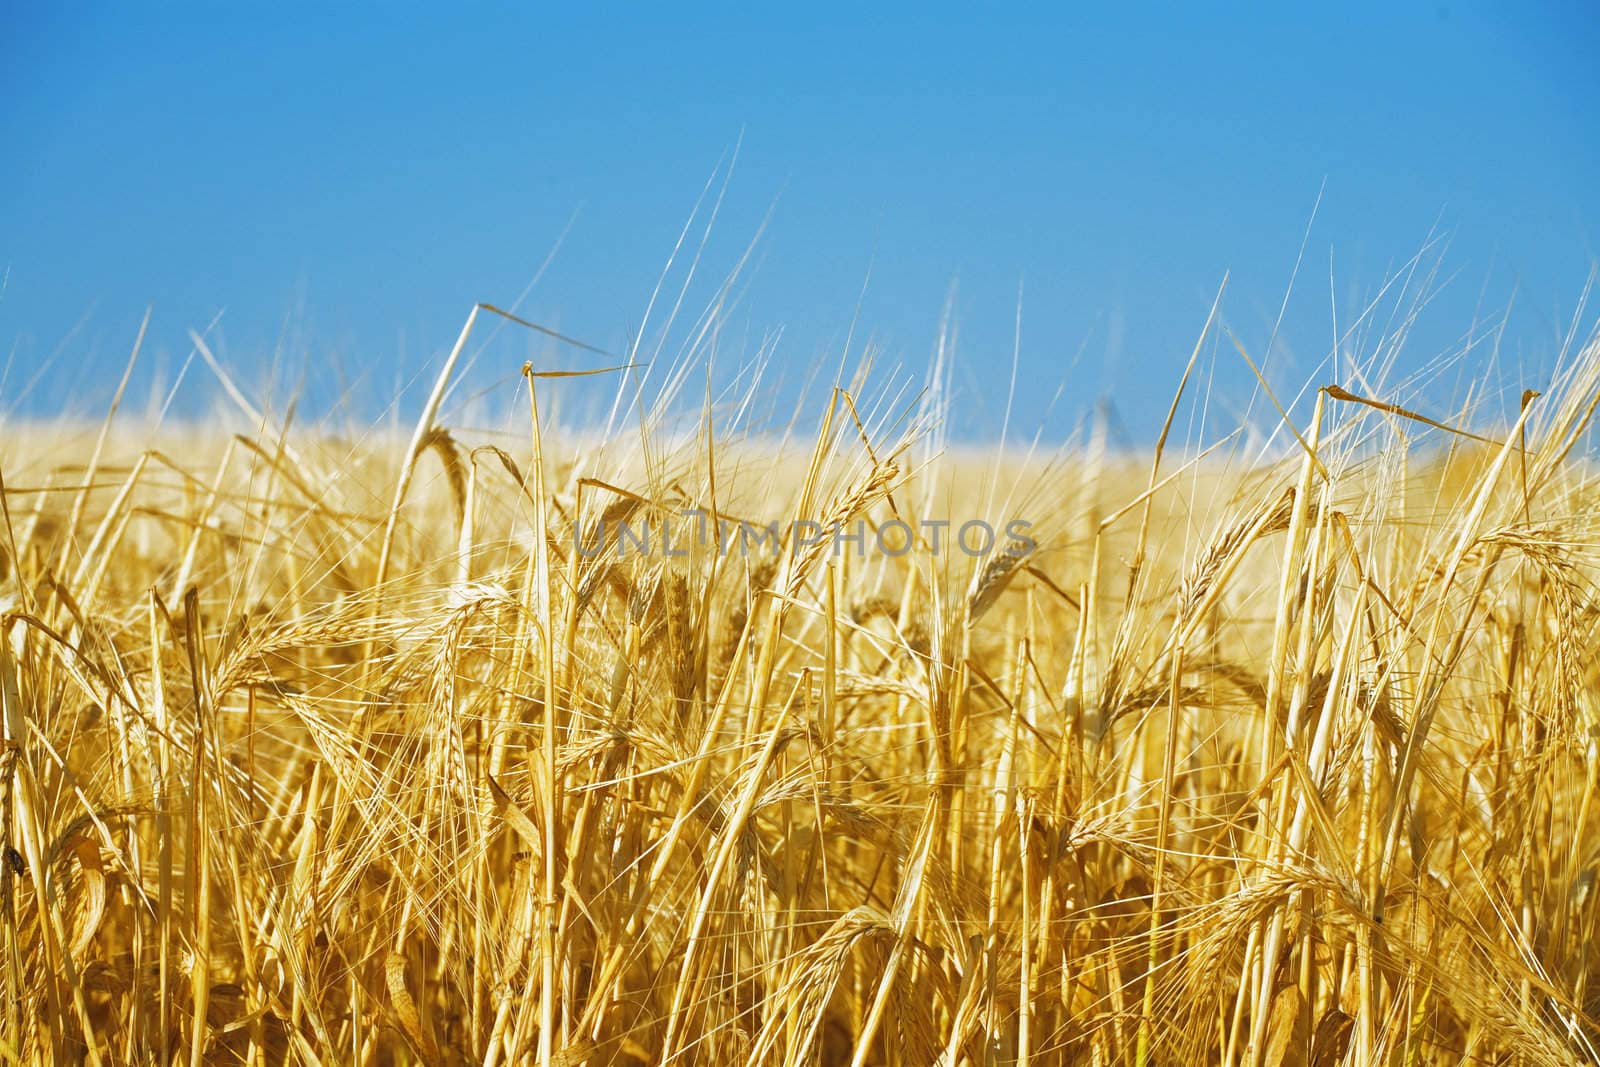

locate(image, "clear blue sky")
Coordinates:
3 3 1596 440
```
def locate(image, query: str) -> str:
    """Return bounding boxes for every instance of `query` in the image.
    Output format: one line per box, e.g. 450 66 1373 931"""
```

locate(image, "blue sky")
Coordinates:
3 3 1596 440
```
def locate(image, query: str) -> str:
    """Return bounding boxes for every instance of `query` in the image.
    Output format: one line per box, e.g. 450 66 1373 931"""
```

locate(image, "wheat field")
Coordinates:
3 304 1600 1065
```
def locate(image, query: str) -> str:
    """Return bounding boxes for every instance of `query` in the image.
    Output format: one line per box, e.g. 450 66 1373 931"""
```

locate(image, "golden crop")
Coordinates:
3 307 1598 1065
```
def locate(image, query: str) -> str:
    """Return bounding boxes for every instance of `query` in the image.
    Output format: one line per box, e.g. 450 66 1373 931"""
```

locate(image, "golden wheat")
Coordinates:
2 312 1599 1066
